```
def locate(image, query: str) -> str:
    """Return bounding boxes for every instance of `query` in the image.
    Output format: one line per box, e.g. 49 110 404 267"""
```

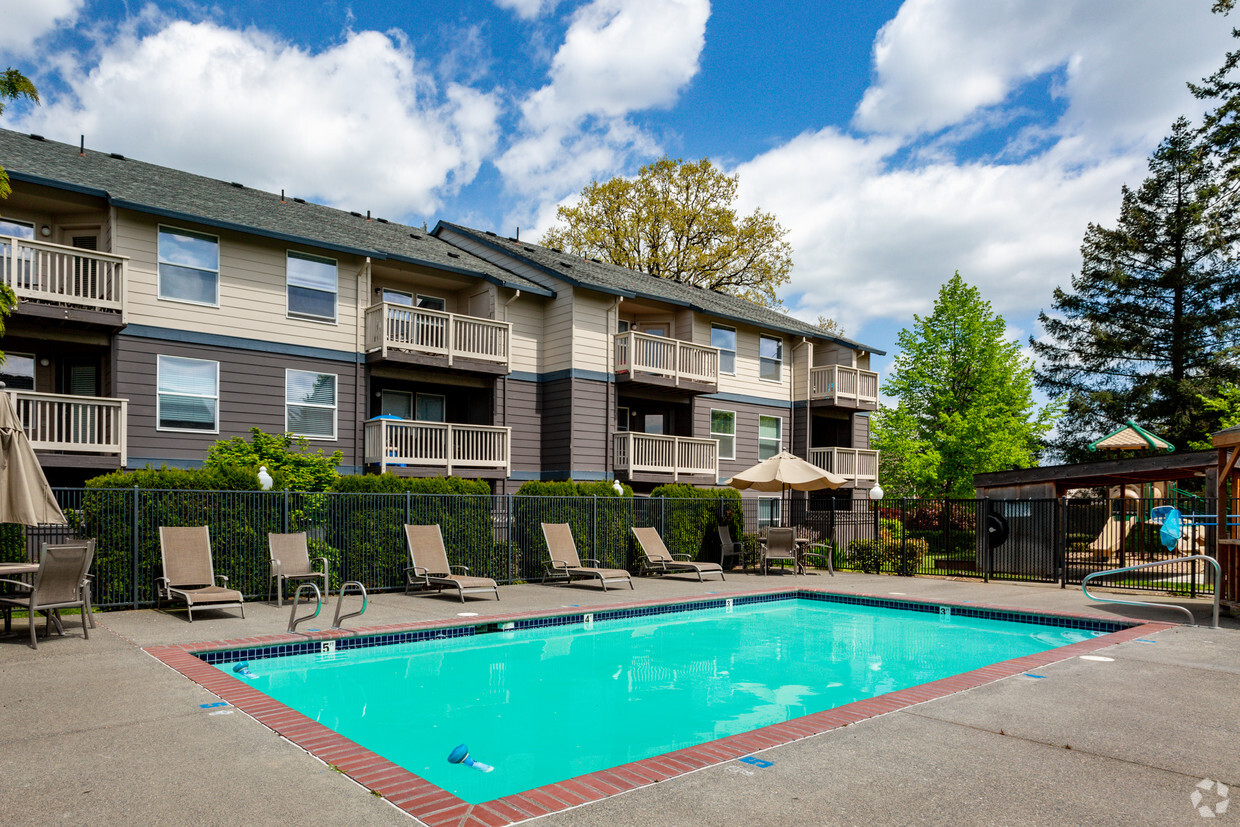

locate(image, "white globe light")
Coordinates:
868 482 884 501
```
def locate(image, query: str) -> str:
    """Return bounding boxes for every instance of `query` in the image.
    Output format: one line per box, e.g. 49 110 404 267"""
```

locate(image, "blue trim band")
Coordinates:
121 325 361 364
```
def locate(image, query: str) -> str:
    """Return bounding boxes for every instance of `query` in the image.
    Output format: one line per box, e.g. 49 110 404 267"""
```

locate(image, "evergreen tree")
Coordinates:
873 273 1060 498
1031 118 1240 458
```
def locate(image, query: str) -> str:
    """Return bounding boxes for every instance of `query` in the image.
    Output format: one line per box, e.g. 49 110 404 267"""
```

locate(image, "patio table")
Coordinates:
0 562 52 636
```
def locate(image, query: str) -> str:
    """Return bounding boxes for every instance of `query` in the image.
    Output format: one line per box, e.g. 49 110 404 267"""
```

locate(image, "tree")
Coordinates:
0 68 38 200
872 273 1060 498
816 315 844 337
1030 117 1240 458
541 157 792 307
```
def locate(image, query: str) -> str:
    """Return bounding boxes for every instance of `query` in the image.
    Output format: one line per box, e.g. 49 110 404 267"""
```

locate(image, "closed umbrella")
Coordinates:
726 451 846 526
0 391 66 526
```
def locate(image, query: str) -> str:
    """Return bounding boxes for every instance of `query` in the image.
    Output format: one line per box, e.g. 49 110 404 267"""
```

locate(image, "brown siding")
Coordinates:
853 413 870 450
116 335 360 468
541 378 573 474
694 397 793 482
571 378 609 475
504 378 541 473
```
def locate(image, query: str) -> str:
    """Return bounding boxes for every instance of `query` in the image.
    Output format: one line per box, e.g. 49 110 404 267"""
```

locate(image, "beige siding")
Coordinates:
115 211 360 353
571 290 613 371
691 316 792 400
542 285 575 373
505 291 544 373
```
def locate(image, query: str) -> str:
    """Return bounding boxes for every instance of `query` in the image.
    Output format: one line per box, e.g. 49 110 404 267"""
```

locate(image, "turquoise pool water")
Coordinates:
214 599 1096 803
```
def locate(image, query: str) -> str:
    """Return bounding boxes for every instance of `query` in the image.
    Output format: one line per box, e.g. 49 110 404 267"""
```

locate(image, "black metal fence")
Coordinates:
5 489 1218 609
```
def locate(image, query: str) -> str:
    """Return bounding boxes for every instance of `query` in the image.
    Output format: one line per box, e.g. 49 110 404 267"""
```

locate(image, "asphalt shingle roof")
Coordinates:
435 221 885 354
0 129 552 297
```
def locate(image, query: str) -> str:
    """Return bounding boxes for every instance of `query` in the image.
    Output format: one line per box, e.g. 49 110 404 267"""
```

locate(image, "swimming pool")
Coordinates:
193 592 1127 806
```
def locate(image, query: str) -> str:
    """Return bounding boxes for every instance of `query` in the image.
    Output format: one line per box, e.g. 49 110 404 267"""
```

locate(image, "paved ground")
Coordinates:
1 572 1236 826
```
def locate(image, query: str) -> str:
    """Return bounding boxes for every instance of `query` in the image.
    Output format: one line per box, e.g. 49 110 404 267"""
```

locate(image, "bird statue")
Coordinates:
612 479 623 496
257 465 274 491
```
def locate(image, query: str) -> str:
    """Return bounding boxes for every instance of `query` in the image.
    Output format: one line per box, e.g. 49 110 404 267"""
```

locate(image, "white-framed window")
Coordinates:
416 294 446 311
0 218 34 238
711 324 737 374
759 415 782 460
711 409 735 460
285 369 337 439
287 251 338 322
158 226 219 306
380 389 412 419
416 392 446 422
758 497 782 529
381 288 413 306
616 407 630 432
760 335 783 382
0 352 35 390
617 319 631 333
157 355 219 432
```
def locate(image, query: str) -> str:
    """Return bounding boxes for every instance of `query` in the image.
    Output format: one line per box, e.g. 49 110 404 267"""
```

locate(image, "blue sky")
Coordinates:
1 0 1235 383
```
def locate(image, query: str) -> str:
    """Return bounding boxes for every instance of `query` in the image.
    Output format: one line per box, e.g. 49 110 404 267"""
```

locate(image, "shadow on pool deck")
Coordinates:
1 572 1236 826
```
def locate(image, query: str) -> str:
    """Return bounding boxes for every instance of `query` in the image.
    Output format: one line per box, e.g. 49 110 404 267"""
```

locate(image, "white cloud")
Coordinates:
0 0 82 56
14 20 500 219
497 0 709 200
493 0 555 20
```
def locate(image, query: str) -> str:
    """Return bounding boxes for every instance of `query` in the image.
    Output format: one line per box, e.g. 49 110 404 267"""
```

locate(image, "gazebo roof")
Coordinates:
1088 420 1174 453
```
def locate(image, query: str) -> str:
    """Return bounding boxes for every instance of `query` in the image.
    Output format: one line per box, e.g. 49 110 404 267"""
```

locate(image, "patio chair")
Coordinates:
633 526 724 582
716 525 747 570
268 532 329 608
541 523 633 591
762 527 798 576
404 525 499 602
0 541 93 649
157 526 245 622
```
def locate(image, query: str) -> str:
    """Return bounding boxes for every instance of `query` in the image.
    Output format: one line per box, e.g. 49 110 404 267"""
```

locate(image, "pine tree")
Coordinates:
1031 118 1240 458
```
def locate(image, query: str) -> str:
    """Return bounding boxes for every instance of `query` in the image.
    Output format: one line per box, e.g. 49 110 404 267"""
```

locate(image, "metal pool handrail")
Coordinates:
287 582 322 632
1081 555 1220 629
332 581 368 629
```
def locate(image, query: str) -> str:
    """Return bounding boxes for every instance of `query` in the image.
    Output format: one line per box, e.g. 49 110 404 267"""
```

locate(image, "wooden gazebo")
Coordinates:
1212 425 1240 614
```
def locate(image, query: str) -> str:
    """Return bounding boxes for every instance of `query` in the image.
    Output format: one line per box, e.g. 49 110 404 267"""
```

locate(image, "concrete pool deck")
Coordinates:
1 572 1236 826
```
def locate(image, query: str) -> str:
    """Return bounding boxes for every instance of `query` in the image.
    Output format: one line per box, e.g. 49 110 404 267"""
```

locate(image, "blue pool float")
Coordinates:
233 662 257 679
448 743 494 773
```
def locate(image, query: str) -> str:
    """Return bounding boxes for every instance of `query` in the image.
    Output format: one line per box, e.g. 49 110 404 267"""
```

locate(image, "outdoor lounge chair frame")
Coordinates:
632 526 725 582
541 522 634 590
0 541 94 649
157 526 245 621
404 524 499 602
268 532 329 608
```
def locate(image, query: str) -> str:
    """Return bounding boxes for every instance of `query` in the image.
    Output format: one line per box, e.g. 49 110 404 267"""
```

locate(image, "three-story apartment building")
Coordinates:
0 128 884 501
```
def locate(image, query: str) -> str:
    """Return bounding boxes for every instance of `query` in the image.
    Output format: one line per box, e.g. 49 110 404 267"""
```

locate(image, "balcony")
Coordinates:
613 432 718 482
808 365 879 409
614 332 718 393
809 447 879 483
364 302 511 374
364 418 511 476
0 235 126 323
11 391 128 468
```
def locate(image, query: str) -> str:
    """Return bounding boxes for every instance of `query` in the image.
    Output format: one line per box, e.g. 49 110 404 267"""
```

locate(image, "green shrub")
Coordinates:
650 484 744 563
206 428 342 492
889 535 929 576
512 479 635 578
846 538 884 573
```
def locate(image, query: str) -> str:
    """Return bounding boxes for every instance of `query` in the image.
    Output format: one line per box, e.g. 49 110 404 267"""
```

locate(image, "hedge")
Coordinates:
649 484 744 564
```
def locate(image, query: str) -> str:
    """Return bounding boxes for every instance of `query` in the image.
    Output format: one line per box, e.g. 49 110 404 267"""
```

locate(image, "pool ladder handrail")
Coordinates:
332 581 368 629
287 582 322 633
1081 554 1220 629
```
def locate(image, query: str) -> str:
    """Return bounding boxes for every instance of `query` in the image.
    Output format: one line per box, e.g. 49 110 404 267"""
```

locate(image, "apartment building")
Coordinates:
0 128 884 498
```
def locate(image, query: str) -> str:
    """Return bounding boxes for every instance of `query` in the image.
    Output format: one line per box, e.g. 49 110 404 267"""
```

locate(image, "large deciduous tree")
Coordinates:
541 157 792 308
1030 117 1240 458
0 68 38 200
873 274 1060 499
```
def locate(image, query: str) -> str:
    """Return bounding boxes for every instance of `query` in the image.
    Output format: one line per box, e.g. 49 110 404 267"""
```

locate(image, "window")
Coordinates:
287 252 338 321
616 407 630 432
760 335 783 382
711 409 735 460
158 226 219 305
380 390 412 419
416 393 445 422
759 415 782 460
644 413 665 435
416 295 446 311
758 497 782 529
0 219 33 238
712 325 736 374
285 370 337 439
381 289 413 306
0 352 35 390
617 319 630 333
157 355 218 432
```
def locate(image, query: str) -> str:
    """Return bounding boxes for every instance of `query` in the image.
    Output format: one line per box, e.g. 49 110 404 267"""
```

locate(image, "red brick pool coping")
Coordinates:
144 588 1173 826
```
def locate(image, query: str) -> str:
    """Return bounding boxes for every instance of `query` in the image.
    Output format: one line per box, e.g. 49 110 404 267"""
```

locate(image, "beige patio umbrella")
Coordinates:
726 451 847 527
0 390 66 526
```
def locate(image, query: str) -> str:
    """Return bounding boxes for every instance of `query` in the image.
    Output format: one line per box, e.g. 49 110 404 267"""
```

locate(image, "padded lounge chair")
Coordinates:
404 525 499 603
0 542 93 649
762 527 798 576
541 523 633 591
157 526 245 621
633 526 725 582
269 532 329 607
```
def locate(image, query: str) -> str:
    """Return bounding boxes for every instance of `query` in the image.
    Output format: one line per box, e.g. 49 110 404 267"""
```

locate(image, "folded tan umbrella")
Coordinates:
0 391 67 526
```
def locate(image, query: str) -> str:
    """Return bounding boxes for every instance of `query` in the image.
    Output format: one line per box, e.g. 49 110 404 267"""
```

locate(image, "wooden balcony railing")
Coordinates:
808 365 879 406
808 447 879 482
11 391 127 465
364 302 511 367
365 418 510 475
613 432 718 480
614 332 719 386
0 235 126 313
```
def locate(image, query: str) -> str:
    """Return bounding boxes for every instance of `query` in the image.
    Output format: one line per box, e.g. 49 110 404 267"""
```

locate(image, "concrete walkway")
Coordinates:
1 573 1235 826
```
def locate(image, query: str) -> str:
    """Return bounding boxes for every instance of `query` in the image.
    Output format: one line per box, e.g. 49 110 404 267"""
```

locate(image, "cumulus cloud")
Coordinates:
0 0 83 56
492 0 556 20
14 20 500 219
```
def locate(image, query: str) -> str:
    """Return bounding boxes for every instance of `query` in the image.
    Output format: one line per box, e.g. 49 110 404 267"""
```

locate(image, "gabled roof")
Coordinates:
1088 420 1175 453
0 129 552 297
434 221 885 353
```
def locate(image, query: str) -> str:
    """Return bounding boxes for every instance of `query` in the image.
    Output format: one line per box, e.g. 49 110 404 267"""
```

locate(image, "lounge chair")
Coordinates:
269 532 329 608
0 541 93 649
404 525 499 602
633 526 725 582
541 523 633 590
762 527 798 575
716 525 747 570
157 526 245 621
1088 515 1131 561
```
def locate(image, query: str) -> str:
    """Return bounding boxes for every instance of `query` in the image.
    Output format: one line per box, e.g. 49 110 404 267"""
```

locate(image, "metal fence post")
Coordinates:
981 498 990 583
406 490 412 526
283 488 290 534
1057 497 1067 589
506 492 513 583
593 495 598 561
132 485 140 610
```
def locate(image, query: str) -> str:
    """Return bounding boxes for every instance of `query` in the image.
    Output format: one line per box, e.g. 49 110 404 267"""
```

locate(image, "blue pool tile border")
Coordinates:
192 590 1131 665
